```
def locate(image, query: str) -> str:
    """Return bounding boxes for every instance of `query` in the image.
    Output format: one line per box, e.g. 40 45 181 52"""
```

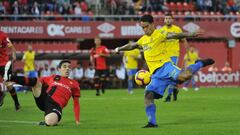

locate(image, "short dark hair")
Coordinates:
58 60 71 68
165 13 173 18
140 15 154 23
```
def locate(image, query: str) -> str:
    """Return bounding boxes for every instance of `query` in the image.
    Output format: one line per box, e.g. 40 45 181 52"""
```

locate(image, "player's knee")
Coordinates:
45 113 58 126
177 70 192 84
145 91 154 99
144 91 154 106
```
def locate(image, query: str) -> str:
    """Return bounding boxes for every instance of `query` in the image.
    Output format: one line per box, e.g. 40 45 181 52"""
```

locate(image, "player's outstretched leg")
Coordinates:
165 89 172 102
177 58 215 83
9 75 42 97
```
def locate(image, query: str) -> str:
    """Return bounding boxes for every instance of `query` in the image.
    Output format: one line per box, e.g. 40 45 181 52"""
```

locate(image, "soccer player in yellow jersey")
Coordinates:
123 40 141 94
22 45 37 94
22 45 37 78
182 46 200 91
161 13 189 102
115 15 215 128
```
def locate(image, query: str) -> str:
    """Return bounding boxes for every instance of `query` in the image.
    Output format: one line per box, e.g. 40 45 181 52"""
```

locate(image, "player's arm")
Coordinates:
73 96 80 124
99 53 110 57
181 38 189 50
115 42 140 52
99 48 110 57
6 38 16 61
72 84 80 124
22 53 26 62
167 30 204 40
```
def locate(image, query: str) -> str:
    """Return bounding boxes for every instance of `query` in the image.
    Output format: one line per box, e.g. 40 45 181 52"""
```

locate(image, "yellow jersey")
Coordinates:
184 51 199 66
160 25 182 57
137 29 171 74
123 48 140 69
23 51 35 72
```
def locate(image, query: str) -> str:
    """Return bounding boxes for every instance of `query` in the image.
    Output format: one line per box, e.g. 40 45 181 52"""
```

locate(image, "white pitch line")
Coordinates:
0 120 38 124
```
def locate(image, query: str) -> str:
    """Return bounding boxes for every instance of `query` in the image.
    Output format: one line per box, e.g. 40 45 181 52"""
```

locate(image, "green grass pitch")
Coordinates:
1 87 240 135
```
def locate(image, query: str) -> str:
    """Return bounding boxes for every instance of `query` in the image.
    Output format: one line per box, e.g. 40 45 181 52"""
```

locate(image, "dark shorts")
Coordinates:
0 66 5 77
34 85 62 121
95 69 109 78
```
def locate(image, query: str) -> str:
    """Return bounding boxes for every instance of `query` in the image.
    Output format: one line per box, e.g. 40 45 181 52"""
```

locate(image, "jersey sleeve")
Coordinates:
89 48 94 55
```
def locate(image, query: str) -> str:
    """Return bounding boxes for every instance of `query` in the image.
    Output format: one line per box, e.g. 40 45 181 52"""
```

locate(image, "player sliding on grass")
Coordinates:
5 60 80 126
115 15 215 128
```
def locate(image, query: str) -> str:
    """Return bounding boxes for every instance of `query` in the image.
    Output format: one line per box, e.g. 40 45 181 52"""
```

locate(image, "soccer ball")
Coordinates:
135 70 151 86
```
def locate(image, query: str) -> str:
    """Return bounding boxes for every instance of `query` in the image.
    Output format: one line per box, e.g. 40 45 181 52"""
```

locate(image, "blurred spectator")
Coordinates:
205 0 213 11
50 67 57 75
12 1 21 20
115 63 126 88
74 2 82 15
221 61 232 72
31 1 41 15
82 64 95 89
227 0 238 12
41 64 51 77
80 0 89 13
58 2 71 15
208 64 219 72
72 63 84 84
0 2 6 14
107 0 117 15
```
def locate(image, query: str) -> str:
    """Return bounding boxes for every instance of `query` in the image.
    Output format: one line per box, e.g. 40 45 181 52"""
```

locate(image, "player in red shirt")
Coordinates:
90 37 110 96
0 31 21 111
5 60 80 126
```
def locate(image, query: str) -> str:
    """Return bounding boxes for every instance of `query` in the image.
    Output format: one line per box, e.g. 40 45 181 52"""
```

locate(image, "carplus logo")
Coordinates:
47 24 65 36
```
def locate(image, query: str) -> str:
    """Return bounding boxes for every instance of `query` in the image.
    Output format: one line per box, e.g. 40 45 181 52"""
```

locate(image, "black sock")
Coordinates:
96 89 100 94
11 76 37 87
9 88 20 106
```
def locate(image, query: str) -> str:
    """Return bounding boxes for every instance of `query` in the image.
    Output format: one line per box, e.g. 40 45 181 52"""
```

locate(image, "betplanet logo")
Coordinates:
195 71 240 83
